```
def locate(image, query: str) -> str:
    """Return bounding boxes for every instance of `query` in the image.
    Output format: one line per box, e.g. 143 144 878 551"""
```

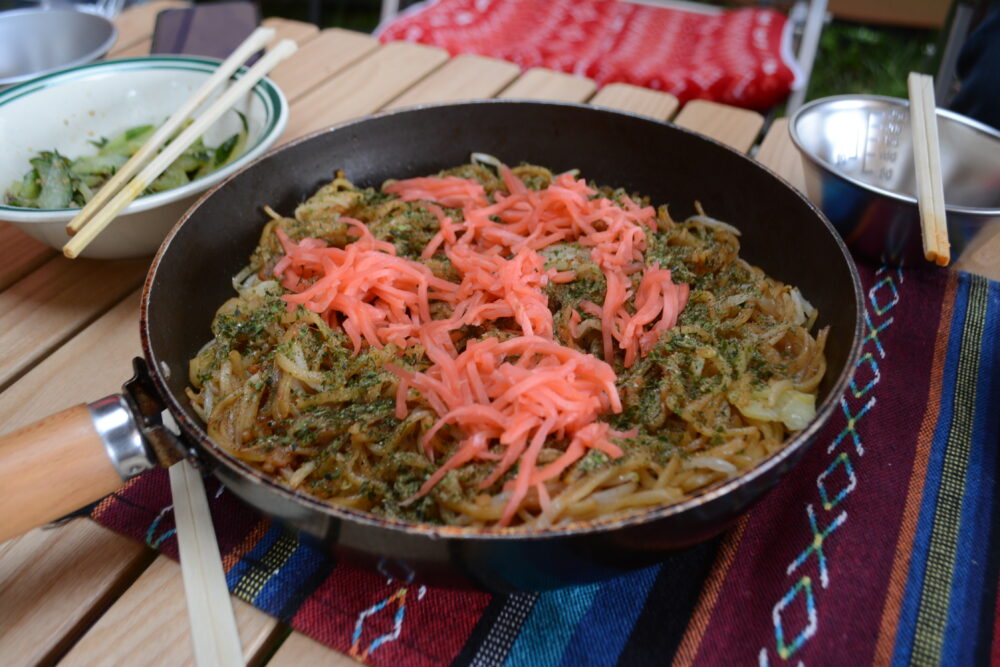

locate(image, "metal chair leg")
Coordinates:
786 0 829 115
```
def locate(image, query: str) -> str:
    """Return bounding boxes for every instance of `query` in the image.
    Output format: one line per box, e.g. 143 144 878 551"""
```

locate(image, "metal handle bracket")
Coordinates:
87 394 155 479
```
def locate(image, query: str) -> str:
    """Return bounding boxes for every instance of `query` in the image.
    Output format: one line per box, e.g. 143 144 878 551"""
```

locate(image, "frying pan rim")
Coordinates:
141 99 864 540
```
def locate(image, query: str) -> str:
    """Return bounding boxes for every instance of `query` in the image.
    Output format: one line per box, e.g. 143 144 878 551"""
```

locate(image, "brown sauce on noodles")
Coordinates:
187 161 828 528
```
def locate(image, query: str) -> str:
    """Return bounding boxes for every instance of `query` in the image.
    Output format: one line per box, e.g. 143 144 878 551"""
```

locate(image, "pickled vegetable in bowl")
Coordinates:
5 114 248 210
0 56 287 259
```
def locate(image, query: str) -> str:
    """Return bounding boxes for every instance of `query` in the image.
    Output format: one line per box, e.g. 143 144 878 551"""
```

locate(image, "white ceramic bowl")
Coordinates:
0 56 288 259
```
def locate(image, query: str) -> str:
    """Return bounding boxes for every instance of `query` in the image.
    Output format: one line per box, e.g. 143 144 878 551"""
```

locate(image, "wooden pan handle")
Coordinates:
0 404 125 543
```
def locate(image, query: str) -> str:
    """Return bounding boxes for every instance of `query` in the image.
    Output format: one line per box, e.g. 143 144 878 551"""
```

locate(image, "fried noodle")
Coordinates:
187 159 828 528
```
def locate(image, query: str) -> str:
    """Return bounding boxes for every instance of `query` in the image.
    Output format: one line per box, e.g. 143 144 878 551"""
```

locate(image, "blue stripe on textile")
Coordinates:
890 275 970 666
943 279 1000 664
253 537 327 617
502 583 601 667
225 522 282 589
557 565 660 667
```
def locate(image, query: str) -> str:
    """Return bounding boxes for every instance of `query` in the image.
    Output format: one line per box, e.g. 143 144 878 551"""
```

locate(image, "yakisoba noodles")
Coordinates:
187 156 828 528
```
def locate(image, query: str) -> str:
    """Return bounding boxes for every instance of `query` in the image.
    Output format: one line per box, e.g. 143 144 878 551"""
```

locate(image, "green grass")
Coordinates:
258 0 383 33
805 20 940 101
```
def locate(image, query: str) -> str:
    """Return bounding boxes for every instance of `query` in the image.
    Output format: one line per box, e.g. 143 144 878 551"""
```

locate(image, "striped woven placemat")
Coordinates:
91 263 1000 665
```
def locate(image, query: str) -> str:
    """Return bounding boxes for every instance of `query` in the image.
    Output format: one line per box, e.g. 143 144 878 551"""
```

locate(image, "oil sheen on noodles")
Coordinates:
187 157 828 529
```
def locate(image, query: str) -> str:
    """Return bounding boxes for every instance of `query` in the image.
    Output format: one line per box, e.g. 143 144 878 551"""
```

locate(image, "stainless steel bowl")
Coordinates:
790 95 1000 266
0 8 117 87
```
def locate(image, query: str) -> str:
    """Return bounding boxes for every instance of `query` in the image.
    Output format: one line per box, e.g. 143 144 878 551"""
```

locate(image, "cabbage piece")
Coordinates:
788 287 817 327
33 152 73 209
736 384 816 431
101 124 155 156
71 152 128 176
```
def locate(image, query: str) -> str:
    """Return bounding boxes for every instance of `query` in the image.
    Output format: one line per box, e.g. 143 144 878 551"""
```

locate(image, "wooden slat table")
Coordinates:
1 4 998 666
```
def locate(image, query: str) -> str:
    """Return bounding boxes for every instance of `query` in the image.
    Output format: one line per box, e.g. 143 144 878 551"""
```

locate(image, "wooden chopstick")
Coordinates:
65 26 276 236
63 38 298 259
168 460 244 667
907 72 951 266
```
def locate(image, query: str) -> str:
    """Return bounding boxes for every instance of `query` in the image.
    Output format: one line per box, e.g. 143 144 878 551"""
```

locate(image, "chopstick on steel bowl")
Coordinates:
62 37 298 259
907 72 951 266
64 26 275 238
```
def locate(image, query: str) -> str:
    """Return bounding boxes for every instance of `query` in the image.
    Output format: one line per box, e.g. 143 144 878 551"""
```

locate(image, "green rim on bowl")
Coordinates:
0 56 287 215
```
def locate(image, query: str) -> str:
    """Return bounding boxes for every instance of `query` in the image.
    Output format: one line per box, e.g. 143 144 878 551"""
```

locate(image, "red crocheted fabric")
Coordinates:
376 0 800 110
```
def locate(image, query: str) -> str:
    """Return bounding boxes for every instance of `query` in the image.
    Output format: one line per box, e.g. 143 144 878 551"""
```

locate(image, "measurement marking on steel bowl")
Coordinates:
861 109 905 183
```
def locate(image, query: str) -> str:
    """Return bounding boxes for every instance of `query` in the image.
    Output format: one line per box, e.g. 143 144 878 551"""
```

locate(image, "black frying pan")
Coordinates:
0 102 863 591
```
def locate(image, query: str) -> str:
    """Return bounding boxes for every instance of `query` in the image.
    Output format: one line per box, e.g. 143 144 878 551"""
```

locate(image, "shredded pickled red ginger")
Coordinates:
274 165 689 525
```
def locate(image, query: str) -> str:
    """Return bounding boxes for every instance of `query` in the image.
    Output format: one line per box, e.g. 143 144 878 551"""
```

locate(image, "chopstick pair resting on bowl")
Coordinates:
62 28 298 259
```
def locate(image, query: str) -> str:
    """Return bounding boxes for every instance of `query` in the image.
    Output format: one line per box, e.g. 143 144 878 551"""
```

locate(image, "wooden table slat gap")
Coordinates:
673 99 765 153
0 521 156 666
249 623 293 667
109 38 153 60
0 224 56 293
108 0 190 56
498 67 596 102
384 54 521 111
61 555 282 666
0 257 148 394
268 28 380 104
0 290 141 432
267 631 364 667
754 118 807 193
45 539 157 666
261 17 320 47
588 82 680 122
107 36 142 59
953 225 1000 280
279 41 451 145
